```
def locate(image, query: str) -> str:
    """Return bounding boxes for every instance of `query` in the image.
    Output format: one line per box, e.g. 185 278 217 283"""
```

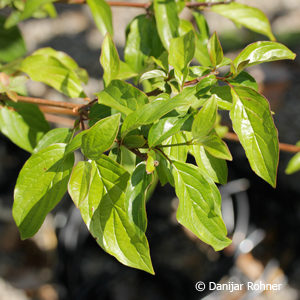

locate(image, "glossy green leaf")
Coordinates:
228 71 258 91
201 133 232 161
169 31 195 84
81 114 120 160
162 132 188 162
189 144 227 184
207 32 223 67
285 153 300 175
65 130 86 154
100 34 120 86
121 89 201 138
230 86 279 187
97 80 148 116
33 128 72 154
192 95 217 141
0 16 26 63
172 160 231 251
153 0 179 50
210 85 233 110
156 152 174 186
32 47 88 84
148 115 189 147
87 0 113 36
13 143 74 239
139 70 167 83
192 11 211 67
0 102 49 152
20 55 85 98
68 157 154 274
233 41 296 74
125 14 164 73
211 3 275 41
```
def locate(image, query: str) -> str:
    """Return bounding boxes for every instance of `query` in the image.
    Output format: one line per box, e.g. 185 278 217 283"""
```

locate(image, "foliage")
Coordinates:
0 0 297 274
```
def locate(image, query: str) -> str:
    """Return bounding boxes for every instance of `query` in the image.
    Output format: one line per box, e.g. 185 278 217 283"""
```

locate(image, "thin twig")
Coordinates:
39 106 79 116
57 0 233 8
225 132 300 154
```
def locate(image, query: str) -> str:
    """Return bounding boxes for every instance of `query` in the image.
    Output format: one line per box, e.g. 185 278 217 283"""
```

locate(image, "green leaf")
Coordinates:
5 0 55 27
20 55 85 98
169 31 195 85
97 79 148 116
228 71 258 91
148 115 189 147
285 153 300 175
32 47 88 84
139 70 167 83
230 86 279 187
65 130 86 154
81 114 120 160
88 103 111 127
189 144 227 184
33 128 72 154
192 95 217 141
162 132 188 162
87 0 113 36
123 135 146 148
146 150 156 174
210 85 233 110
13 143 74 239
192 11 211 67
201 133 232 161
156 152 174 186
100 33 120 86
153 0 179 50
211 3 275 41
68 157 154 274
0 102 49 152
233 41 296 74
0 16 26 63
207 32 223 67
121 89 198 138
117 61 138 80
125 14 164 73
172 160 231 251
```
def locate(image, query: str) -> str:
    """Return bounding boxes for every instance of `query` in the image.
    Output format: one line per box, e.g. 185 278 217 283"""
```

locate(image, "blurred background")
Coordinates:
1 0 300 299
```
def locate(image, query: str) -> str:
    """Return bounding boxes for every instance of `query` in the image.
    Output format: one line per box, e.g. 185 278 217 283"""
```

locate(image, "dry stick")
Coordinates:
39 106 79 116
225 132 300 154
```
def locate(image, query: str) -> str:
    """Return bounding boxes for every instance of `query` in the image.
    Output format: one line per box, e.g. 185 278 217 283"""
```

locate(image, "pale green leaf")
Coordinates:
207 32 223 67
97 79 148 116
230 86 279 187
285 153 300 175
211 3 275 41
139 70 167 83
189 144 227 184
233 41 296 74
0 102 49 152
13 143 74 239
81 114 120 160
87 0 113 36
153 0 179 50
172 160 231 251
192 95 217 141
125 14 164 73
20 55 85 98
100 33 120 86
162 132 188 162
68 157 154 273
33 128 72 153
148 115 189 147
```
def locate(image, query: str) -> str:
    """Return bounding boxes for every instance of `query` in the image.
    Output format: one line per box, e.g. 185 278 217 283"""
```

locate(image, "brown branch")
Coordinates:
57 0 233 8
225 132 300 154
39 106 79 116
